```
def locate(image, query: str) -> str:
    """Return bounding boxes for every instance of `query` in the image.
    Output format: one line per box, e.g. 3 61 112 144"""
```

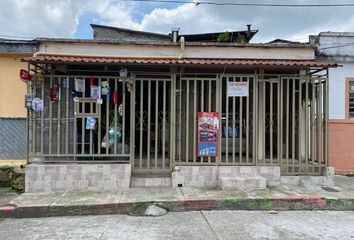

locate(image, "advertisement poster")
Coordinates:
198 112 219 157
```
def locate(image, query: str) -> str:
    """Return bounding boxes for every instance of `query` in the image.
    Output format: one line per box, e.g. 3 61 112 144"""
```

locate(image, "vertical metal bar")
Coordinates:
239 78 243 163
178 78 182 164
73 102 77 155
201 80 204 163
90 101 93 154
218 75 222 164
32 66 37 155
318 79 323 164
170 74 176 170
130 75 136 168
305 75 309 166
105 79 109 155
255 73 259 165
81 104 85 154
292 78 296 169
298 77 302 166
232 78 236 163
49 71 53 154
278 78 282 164
215 75 222 165
252 76 256 164
325 75 329 166
147 80 151 169
286 78 289 166
246 77 250 163
185 80 190 163
193 78 197 163
311 78 316 162
97 78 102 154
114 78 118 154
162 80 167 168
270 80 273 163
155 80 159 168
262 80 266 163
40 74 45 154
122 78 126 154
57 77 61 154
208 79 212 163
139 80 143 168
65 77 69 154
225 77 229 163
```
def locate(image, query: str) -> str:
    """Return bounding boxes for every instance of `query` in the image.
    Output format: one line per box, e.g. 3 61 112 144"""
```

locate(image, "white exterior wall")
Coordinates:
38 42 315 60
329 63 354 119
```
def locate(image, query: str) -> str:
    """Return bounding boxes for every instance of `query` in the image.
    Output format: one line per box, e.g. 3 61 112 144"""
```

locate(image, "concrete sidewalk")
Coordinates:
1 176 354 218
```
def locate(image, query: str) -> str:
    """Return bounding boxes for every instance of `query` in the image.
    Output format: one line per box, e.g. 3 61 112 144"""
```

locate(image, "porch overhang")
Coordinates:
22 55 338 68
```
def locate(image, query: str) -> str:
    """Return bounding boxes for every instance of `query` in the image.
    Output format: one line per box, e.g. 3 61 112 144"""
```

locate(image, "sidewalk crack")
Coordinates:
179 188 187 200
201 211 220 240
48 191 65 206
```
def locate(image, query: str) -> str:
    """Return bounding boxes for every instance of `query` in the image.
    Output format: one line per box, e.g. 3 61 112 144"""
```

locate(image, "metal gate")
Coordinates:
131 74 174 172
175 75 218 164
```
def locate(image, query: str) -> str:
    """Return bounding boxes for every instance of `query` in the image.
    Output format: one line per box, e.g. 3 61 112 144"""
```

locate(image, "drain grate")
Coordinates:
321 186 340 192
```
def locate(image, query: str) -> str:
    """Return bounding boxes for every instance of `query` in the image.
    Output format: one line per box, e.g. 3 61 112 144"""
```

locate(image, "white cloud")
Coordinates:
0 0 87 39
1 0 354 42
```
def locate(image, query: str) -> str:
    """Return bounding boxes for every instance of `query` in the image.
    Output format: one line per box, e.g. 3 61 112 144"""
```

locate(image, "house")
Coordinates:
0 39 37 162
22 25 337 192
310 32 354 175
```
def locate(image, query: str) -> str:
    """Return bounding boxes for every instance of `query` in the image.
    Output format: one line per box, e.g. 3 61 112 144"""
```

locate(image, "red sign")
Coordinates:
198 112 219 157
19 69 32 82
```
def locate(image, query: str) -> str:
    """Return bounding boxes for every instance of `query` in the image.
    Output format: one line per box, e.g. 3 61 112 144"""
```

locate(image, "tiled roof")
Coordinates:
22 55 338 67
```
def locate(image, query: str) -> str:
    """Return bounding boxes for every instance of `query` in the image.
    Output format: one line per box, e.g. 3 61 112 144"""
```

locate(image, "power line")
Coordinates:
121 0 354 7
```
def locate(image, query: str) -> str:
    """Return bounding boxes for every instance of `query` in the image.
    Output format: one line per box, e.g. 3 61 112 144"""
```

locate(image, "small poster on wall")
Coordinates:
227 81 249 97
198 112 219 157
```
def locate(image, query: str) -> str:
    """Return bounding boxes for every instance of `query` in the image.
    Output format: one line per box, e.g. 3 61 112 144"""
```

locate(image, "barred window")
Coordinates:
349 82 354 118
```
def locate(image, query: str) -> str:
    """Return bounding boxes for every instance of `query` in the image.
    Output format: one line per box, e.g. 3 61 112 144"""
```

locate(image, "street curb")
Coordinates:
1 196 353 218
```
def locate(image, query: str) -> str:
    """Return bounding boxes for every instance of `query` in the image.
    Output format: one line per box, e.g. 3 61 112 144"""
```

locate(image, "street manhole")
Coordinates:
321 186 340 192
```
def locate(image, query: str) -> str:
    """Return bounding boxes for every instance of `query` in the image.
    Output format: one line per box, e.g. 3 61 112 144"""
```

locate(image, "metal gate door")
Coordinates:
175 75 218 164
131 74 174 172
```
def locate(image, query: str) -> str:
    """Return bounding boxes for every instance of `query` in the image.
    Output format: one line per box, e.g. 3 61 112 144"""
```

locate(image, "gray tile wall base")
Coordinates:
172 166 281 189
280 167 335 187
25 164 131 193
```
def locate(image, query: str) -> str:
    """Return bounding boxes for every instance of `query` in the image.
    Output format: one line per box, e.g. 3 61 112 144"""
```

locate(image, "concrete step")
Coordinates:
219 176 266 190
131 177 172 187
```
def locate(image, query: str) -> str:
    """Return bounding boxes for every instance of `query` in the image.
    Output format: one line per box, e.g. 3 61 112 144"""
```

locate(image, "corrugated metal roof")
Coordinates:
22 55 338 67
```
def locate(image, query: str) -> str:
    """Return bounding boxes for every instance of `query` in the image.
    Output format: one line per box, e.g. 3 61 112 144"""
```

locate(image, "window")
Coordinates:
349 82 354 118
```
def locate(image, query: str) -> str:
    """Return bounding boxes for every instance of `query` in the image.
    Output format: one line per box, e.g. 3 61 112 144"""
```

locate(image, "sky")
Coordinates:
0 0 354 43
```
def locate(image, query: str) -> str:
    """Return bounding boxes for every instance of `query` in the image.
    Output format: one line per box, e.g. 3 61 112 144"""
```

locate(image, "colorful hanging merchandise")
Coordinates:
85 117 97 130
50 83 60 101
102 122 122 149
62 77 69 88
90 85 101 99
31 98 44 112
74 78 85 92
101 81 109 95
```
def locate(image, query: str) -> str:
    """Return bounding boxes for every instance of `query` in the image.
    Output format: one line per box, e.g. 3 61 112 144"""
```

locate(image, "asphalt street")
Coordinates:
1 210 354 240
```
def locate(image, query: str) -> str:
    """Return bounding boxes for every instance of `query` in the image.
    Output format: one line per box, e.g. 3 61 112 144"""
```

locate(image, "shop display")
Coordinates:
31 98 44 112
85 117 97 130
74 78 85 92
50 83 60 101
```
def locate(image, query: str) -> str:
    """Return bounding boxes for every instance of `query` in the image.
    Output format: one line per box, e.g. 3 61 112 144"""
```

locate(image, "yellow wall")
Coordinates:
0 54 31 118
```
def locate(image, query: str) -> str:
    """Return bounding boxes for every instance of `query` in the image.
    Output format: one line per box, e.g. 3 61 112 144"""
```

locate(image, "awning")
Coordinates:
22 55 338 68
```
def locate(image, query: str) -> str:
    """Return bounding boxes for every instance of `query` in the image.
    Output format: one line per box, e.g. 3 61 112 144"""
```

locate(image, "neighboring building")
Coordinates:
310 32 354 175
22 25 336 192
0 39 37 160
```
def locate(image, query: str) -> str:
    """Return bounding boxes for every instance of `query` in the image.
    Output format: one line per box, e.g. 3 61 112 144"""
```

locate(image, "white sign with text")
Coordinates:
227 81 249 97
